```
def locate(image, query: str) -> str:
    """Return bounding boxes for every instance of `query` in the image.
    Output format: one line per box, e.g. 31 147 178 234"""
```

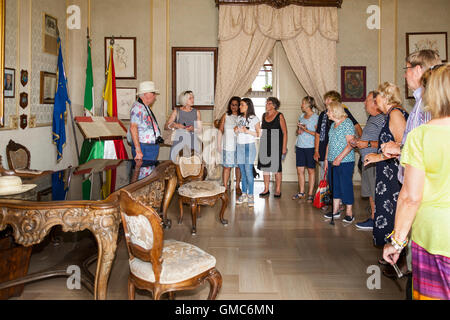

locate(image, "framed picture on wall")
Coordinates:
405 32 448 99
40 71 57 104
172 47 218 110
43 13 58 55
406 32 448 62
4 68 15 98
104 37 137 79
341 66 366 102
116 87 137 120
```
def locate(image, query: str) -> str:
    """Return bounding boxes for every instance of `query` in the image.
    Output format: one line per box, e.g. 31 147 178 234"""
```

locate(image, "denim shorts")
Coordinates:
223 150 238 168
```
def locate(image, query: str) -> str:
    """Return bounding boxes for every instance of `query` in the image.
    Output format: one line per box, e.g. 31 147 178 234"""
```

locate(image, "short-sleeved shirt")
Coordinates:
130 100 161 144
316 107 359 161
296 113 319 148
401 124 450 257
236 115 260 144
360 113 386 159
328 118 355 163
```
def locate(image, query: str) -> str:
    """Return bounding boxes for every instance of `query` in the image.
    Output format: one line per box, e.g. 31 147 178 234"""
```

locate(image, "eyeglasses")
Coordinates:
403 66 414 70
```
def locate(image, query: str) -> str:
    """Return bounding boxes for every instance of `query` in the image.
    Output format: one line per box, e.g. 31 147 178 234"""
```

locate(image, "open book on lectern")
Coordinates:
75 116 127 140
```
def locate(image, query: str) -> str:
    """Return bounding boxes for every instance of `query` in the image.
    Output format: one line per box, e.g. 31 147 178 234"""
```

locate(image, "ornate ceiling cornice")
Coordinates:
215 0 343 9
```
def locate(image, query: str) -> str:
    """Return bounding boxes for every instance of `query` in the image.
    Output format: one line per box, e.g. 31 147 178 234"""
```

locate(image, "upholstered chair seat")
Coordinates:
129 239 216 284
119 190 222 300
175 150 228 235
178 181 226 199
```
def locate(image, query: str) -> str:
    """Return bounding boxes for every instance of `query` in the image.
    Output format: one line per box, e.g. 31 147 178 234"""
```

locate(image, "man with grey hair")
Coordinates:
350 91 385 230
381 49 441 176
129 81 162 161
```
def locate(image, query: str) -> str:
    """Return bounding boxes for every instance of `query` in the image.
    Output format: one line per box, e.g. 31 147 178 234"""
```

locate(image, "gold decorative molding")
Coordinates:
215 0 343 8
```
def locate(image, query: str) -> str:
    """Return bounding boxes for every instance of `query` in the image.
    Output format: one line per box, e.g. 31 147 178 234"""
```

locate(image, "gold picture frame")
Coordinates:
43 13 58 55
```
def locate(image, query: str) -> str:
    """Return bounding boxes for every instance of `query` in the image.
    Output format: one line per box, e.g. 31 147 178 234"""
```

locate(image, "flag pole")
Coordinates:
57 27 81 165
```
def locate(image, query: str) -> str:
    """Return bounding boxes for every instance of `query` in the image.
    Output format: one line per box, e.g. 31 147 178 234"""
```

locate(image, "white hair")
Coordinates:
179 90 193 106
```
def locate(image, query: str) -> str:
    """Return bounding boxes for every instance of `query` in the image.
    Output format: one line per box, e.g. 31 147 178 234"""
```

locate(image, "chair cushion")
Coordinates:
123 214 153 250
178 181 226 198
129 239 216 284
178 155 202 178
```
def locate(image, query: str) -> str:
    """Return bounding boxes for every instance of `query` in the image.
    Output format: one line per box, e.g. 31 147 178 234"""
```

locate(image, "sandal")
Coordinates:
292 192 305 200
306 195 314 203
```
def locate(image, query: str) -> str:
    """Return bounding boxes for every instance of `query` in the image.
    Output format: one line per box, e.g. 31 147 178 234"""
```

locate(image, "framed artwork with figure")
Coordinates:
341 66 366 102
104 37 136 79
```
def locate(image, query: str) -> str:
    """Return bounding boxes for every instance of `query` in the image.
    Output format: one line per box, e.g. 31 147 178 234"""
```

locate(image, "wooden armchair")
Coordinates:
175 151 228 235
6 140 47 176
119 190 222 300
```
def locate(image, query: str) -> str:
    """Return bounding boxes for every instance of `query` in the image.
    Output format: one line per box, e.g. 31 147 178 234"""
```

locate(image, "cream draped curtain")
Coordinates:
214 4 339 119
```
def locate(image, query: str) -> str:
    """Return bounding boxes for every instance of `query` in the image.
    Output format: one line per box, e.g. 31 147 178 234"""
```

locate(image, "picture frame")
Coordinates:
341 66 366 102
40 71 57 104
43 13 58 55
4 68 15 98
105 37 136 79
172 47 218 110
405 32 448 99
116 87 137 120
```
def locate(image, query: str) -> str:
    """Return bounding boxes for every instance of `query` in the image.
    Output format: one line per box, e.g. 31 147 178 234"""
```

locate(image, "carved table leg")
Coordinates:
162 175 177 228
91 219 119 300
219 192 228 226
206 268 222 300
190 200 197 235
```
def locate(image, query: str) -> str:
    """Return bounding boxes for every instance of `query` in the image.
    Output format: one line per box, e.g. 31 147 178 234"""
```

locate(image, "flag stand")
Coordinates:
56 27 81 165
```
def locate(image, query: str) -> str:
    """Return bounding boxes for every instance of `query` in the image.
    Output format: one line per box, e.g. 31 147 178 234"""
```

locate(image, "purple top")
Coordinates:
398 87 431 183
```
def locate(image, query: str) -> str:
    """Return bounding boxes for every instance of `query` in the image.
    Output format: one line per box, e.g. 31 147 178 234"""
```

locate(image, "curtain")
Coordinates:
214 5 338 119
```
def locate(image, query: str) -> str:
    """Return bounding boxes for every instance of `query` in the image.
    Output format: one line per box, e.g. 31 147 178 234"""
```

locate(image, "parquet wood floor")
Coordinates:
12 182 406 300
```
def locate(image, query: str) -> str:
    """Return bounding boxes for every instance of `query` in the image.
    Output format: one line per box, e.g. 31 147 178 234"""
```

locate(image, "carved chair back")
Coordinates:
175 150 205 186
6 140 31 171
119 190 164 284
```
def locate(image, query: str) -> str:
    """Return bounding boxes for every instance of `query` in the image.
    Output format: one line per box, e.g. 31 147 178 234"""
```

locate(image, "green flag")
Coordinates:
84 40 94 112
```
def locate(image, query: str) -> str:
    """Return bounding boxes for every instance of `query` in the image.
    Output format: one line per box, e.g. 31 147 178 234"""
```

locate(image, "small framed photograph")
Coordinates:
341 66 366 102
43 13 58 55
4 68 15 98
105 37 137 79
40 71 57 104
116 87 137 120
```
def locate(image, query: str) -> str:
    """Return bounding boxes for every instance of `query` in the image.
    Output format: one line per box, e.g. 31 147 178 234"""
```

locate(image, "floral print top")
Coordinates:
130 100 161 144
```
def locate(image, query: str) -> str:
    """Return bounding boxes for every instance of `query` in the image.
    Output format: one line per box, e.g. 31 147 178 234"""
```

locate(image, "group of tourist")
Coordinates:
127 49 449 300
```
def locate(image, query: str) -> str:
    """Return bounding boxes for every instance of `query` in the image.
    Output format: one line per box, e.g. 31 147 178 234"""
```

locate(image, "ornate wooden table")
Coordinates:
0 159 177 300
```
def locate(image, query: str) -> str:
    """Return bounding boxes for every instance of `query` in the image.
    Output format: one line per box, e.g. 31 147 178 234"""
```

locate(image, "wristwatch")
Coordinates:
367 141 371 148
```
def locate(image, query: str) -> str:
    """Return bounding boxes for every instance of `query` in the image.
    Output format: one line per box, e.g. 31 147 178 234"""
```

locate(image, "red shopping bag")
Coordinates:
313 170 330 209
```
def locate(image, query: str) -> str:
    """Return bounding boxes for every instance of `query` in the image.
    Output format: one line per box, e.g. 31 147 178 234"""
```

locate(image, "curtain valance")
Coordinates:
218 5 338 41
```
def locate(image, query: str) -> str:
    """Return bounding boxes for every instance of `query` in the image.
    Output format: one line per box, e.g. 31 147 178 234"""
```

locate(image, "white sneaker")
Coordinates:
236 194 248 204
247 195 254 207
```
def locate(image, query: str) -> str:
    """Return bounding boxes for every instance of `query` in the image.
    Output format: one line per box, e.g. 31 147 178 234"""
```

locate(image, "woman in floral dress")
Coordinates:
364 82 408 247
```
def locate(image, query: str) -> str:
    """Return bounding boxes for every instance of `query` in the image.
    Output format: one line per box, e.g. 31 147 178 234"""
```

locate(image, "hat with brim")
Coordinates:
0 176 37 196
137 81 160 95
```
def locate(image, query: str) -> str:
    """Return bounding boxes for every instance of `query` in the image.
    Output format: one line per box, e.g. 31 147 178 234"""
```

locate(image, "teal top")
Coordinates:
328 118 355 163
296 113 319 148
